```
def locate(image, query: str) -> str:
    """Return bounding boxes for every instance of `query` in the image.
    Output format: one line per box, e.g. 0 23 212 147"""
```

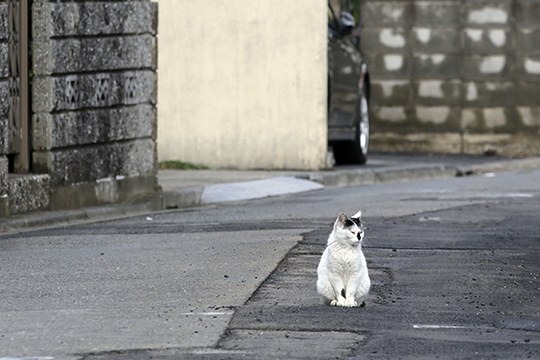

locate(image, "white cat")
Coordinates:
317 211 370 307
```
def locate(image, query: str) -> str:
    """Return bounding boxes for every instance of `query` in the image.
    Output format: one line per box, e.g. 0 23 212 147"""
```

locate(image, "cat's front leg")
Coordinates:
345 273 370 307
329 275 347 306
353 273 371 307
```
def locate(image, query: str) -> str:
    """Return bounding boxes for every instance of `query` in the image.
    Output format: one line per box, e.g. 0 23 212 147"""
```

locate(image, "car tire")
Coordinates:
333 86 369 165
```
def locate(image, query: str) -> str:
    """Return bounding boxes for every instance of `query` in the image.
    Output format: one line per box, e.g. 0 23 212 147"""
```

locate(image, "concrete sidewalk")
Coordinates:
158 153 540 209
2 153 540 233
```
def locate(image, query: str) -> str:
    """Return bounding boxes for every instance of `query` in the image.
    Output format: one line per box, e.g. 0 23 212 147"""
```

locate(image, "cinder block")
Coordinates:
464 28 512 53
463 81 514 106
33 1 156 38
464 2 511 25
370 80 411 106
516 55 540 80
361 1 412 27
463 107 510 131
517 28 540 53
0 42 7 77
362 28 408 52
33 105 155 150
0 117 6 156
461 108 482 131
516 0 540 26
515 81 540 106
32 70 157 112
33 139 155 185
372 106 409 124
0 155 7 193
413 80 461 105
0 81 7 155
463 55 511 80
411 28 460 53
0 79 7 115
0 3 7 41
517 107 540 128
6 174 50 214
365 53 411 79
33 35 156 75
0 155 7 216
483 107 509 130
414 106 460 130
412 53 461 79
414 1 461 26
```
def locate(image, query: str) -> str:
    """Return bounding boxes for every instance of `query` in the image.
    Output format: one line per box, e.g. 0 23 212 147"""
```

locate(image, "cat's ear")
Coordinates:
335 213 348 228
352 210 362 219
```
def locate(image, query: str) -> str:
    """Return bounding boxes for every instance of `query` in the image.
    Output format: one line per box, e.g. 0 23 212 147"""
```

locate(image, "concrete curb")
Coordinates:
455 157 540 177
303 163 454 187
0 196 162 234
2 157 540 233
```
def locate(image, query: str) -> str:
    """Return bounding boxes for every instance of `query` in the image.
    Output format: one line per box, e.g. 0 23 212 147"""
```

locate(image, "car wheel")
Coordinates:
333 87 369 165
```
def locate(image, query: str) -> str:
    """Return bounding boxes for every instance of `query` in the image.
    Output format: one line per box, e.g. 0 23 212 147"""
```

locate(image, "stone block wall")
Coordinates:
29 0 158 210
0 0 157 216
362 0 540 156
0 0 8 214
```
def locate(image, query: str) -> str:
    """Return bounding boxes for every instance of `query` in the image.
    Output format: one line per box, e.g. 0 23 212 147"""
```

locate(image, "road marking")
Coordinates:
413 324 468 329
191 349 249 355
0 358 54 360
418 216 441 222
181 311 234 316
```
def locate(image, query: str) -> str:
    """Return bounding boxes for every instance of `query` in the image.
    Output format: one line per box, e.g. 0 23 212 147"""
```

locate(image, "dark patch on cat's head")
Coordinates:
336 212 363 227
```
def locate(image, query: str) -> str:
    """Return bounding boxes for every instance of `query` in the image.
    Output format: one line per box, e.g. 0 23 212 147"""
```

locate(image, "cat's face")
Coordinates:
334 212 365 247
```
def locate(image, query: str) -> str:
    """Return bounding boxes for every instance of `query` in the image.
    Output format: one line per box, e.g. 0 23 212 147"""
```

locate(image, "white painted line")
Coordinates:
192 349 250 355
418 216 441 222
0 357 54 360
181 311 234 316
413 324 468 329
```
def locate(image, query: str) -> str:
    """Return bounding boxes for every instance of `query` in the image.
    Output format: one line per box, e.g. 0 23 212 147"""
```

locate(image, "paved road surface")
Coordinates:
1 169 539 359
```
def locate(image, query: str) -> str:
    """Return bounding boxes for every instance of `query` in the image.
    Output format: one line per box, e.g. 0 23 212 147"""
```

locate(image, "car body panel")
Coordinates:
327 2 368 143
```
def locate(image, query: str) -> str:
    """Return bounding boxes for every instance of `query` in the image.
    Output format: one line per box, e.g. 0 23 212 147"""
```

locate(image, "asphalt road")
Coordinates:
1 168 539 359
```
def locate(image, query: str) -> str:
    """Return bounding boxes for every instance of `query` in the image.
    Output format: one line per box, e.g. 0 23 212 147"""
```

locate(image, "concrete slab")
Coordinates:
0 229 302 357
201 176 324 204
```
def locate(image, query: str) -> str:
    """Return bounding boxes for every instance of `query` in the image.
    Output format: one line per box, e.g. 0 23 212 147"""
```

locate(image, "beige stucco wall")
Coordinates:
157 0 328 170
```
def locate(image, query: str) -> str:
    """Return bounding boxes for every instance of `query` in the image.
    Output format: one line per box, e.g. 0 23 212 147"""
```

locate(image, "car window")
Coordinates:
328 3 339 34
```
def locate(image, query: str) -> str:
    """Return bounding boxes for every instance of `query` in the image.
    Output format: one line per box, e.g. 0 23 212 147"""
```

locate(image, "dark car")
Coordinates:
328 1 370 164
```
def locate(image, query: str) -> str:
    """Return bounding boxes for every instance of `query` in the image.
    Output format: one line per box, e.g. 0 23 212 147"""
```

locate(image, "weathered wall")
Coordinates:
157 0 328 170
362 0 540 156
0 0 10 215
31 0 159 210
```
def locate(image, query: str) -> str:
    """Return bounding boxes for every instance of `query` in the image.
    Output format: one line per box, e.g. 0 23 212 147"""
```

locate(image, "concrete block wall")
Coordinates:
31 0 158 210
362 0 540 156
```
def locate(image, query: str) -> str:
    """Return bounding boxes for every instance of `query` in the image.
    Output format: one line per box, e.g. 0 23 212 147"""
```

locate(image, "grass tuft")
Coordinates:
158 160 209 170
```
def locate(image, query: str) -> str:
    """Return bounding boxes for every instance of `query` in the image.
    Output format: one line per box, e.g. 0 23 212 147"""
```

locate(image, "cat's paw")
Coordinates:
330 299 338 306
337 298 357 307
